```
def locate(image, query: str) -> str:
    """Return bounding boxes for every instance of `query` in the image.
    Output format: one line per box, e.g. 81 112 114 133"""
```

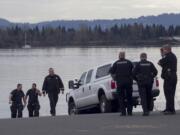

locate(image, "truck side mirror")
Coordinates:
68 80 74 89
75 79 81 89
78 81 83 86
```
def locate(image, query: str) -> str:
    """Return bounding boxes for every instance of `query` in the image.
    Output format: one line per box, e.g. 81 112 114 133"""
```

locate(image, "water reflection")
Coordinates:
0 47 179 118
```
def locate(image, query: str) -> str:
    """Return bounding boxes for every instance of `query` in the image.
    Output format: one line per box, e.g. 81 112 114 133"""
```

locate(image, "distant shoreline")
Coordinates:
1 22 180 49
0 40 179 49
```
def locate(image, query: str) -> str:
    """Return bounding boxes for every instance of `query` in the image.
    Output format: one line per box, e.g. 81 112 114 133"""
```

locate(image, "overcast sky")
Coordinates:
0 0 180 23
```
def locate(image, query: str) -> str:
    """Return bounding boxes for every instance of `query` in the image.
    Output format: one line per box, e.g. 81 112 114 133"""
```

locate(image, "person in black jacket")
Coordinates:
25 83 42 117
110 52 133 116
9 84 26 118
158 45 177 115
42 68 64 116
133 53 158 116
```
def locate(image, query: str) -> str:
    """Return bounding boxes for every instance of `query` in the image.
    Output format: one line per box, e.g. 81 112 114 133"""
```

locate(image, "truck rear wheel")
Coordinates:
68 102 78 115
99 95 111 113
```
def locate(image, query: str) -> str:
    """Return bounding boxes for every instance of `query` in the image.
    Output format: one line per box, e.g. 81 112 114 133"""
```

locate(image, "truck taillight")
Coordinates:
111 80 117 89
156 79 159 87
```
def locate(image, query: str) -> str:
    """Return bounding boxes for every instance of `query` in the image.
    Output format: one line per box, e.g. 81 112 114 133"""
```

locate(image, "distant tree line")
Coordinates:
0 23 180 48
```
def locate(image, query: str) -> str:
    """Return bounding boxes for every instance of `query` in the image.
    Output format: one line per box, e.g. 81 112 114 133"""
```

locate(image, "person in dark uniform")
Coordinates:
42 68 64 116
158 45 177 115
133 53 158 116
9 84 26 118
110 52 133 116
25 83 42 117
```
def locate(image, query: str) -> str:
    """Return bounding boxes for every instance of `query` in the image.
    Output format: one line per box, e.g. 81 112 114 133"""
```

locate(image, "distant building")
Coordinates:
159 37 174 40
173 36 180 41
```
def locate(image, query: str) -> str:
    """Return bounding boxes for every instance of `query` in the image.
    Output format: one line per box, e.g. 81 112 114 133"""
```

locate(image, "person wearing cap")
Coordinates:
133 53 158 116
42 68 64 116
110 52 134 116
158 45 177 115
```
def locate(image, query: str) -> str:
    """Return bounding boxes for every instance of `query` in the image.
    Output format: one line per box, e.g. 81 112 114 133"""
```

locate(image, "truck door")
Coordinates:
74 72 87 108
82 69 94 107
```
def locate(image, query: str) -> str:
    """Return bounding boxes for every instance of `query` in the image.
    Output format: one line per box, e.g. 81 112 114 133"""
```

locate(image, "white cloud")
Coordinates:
131 0 180 9
132 4 159 9
0 0 180 22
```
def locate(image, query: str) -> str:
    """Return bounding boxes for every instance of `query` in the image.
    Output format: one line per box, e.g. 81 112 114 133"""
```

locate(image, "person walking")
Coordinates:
133 53 158 116
25 83 42 117
9 84 26 118
42 68 64 116
158 45 177 115
110 52 133 116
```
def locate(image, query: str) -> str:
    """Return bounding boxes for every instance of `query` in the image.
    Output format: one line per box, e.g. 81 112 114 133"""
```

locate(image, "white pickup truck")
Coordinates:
66 62 160 115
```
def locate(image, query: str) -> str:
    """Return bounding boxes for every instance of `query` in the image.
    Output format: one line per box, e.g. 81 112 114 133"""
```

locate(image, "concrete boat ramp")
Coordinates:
0 112 179 135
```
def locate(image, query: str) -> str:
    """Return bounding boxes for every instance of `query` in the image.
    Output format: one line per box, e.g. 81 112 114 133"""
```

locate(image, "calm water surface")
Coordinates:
0 47 179 118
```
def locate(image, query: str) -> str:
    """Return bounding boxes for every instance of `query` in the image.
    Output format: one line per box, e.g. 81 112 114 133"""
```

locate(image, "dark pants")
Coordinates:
138 84 153 113
117 83 133 115
48 92 59 115
27 103 40 117
164 76 177 112
10 104 23 118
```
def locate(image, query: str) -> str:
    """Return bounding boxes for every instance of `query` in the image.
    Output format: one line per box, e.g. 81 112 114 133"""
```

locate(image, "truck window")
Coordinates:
79 72 87 85
86 70 93 84
96 64 111 79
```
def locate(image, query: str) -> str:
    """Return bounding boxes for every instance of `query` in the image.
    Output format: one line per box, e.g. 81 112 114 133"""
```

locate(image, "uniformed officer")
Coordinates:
133 53 158 116
42 68 64 116
158 45 177 115
9 84 26 118
110 52 133 116
25 83 42 117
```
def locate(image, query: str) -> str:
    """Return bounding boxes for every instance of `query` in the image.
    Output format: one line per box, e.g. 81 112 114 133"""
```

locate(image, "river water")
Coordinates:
0 47 179 118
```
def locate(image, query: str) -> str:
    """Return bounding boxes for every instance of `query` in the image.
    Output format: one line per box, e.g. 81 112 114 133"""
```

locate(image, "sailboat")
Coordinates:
22 32 31 49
